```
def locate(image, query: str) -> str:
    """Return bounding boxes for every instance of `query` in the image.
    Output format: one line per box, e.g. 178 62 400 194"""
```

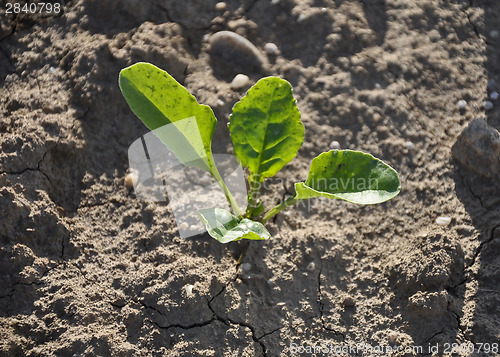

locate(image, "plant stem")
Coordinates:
210 162 243 218
245 173 262 217
261 196 298 224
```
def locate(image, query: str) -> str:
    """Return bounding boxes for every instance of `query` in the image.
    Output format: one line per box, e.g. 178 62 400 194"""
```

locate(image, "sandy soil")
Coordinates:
1 0 499 356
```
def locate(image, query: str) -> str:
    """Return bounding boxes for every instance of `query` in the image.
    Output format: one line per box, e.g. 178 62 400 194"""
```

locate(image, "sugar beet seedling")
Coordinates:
119 62 400 243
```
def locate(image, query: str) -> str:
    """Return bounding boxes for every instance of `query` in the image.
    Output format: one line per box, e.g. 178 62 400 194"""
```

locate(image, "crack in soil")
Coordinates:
457 167 485 209
468 222 500 270
316 265 345 339
2 149 51 184
464 0 487 44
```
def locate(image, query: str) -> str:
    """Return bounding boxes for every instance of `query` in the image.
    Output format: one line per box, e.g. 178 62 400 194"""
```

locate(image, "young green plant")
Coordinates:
119 62 401 243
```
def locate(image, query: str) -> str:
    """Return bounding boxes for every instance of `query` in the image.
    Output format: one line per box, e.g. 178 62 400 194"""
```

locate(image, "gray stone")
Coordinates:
452 118 500 178
208 31 269 78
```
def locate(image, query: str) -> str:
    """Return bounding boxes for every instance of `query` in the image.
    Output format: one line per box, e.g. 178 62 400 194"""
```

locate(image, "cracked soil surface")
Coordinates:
1 0 500 356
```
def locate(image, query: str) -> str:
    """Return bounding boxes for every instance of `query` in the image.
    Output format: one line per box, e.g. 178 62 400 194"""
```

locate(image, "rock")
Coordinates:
208 31 269 78
405 141 414 150
329 140 341 150
306 262 316 271
215 2 226 11
452 118 500 178
484 101 494 110
264 42 279 56
124 171 139 188
241 262 251 271
230 74 251 90
490 91 499 100
341 295 356 307
435 216 451 226
184 284 195 298
457 99 467 110
487 79 496 89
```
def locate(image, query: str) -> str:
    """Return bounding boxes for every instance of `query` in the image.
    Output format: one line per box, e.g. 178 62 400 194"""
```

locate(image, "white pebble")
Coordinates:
241 262 251 271
297 14 306 23
487 79 496 89
179 222 189 231
184 284 195 298
490 91 499 100
48 66 55 74
307 262 316 271
124 171 139 188
216 98 225 106
387 332 398 345
189 225 198 231
374 83 381 89
215 2 226 11
490 30 499 38
435 216 451 226
264 42 279 56
329 140 341 150
484 101 494 110
457 99 467 110
405 141 414 150
230 74 250 90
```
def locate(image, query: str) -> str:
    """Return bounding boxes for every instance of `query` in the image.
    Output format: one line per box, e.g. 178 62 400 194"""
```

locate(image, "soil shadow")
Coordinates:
452 0 500 353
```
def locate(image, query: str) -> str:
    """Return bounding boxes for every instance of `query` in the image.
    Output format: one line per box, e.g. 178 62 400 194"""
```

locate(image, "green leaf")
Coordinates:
294 150 400 204
197 208 270 243
119 62 216 172
229 77 304 178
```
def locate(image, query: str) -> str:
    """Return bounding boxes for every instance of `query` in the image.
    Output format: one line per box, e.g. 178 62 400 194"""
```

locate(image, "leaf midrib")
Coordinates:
254 83 278 177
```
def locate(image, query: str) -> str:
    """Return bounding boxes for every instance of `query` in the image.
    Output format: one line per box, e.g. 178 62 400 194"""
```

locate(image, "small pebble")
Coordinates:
374 83 381 89
184 284 195 298
457 99 467 110
487 79 496 89
189 225 198 232
484 101 494 110
297 14 306 23
231 74 251 90
490 30 499 39
179 222 189 231
329 140 341 150
435 216 451 226
405 141 414 150
264 42 279 56
307 262 316 271
215 2 226 11
124 171 139 188
342 295 356 307
216 98 225 106
387 332 398 345
48 66 55 74
490 91 499 100
241 262 252 271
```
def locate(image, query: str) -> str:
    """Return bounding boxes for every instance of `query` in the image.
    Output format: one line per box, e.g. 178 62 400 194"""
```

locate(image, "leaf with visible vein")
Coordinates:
119 62 216 172
197 208 270 243
294 150 401 204
228 77 304 178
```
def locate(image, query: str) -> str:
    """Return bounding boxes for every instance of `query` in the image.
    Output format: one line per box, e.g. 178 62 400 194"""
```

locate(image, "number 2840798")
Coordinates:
6 2 61 14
